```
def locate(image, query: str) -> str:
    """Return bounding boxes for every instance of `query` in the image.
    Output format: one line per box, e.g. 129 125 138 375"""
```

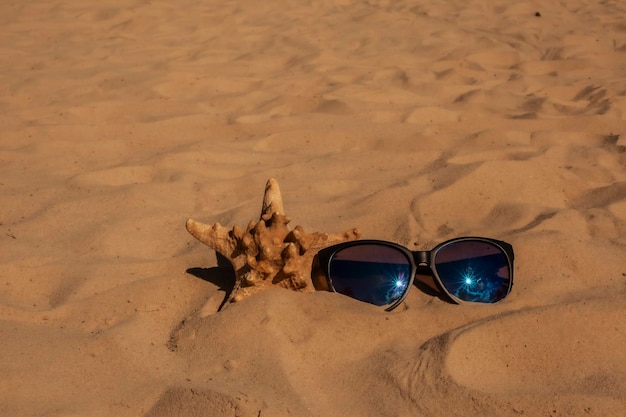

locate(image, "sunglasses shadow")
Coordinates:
413 271 453 303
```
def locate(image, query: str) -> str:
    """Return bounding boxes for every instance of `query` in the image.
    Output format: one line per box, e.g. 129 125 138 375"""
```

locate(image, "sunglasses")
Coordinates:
317 237 514 311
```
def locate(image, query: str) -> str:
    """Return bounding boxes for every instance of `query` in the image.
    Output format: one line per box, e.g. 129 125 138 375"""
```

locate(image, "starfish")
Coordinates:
186 178 361 307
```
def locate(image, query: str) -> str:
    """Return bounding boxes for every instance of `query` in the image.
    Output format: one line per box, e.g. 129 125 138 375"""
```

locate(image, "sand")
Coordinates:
1 0 625 416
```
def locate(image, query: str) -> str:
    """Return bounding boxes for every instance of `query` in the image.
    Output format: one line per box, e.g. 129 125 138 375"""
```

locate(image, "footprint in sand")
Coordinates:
387 298 626 415
444 299 626 397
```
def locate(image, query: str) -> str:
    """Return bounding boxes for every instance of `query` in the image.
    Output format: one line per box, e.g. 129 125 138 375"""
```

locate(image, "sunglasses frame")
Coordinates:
318 237 515 311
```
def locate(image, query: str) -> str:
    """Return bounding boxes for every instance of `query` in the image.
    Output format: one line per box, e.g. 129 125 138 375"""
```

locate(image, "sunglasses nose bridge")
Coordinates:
412 251 430 267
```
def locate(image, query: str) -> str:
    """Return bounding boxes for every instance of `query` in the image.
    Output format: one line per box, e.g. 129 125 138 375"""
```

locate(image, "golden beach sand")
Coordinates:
1 1 625 416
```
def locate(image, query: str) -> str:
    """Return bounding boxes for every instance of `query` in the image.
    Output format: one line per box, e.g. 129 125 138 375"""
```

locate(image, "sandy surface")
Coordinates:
1 0 626 416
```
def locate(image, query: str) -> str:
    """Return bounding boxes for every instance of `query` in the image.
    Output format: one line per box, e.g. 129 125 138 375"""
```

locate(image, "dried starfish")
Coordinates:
186 178 361 306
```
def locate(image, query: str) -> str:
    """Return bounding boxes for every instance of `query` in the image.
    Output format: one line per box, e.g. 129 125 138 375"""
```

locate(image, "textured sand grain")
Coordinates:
1 1 625 416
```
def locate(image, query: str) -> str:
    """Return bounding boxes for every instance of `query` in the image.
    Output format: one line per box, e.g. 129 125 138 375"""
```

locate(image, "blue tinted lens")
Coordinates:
328 244 412 308
433 240 511 303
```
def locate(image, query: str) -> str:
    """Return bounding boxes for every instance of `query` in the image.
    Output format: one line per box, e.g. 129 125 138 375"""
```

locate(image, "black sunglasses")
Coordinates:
318 237 514 311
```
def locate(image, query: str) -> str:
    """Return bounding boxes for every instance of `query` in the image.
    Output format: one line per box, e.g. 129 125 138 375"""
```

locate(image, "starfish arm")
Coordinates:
186 219 238 260
185 179 361 308
261 178 284 219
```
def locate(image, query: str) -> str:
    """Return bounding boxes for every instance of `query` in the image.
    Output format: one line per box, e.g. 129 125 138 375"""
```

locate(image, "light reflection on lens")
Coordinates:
329 245 412 308
434 241 511 303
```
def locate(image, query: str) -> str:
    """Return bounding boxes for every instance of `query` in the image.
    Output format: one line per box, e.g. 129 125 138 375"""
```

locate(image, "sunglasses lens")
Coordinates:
328 244 412 309
433 240 511 303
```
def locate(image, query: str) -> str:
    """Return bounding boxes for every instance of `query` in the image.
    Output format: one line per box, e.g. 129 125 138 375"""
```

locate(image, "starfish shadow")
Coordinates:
186 253 236 310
